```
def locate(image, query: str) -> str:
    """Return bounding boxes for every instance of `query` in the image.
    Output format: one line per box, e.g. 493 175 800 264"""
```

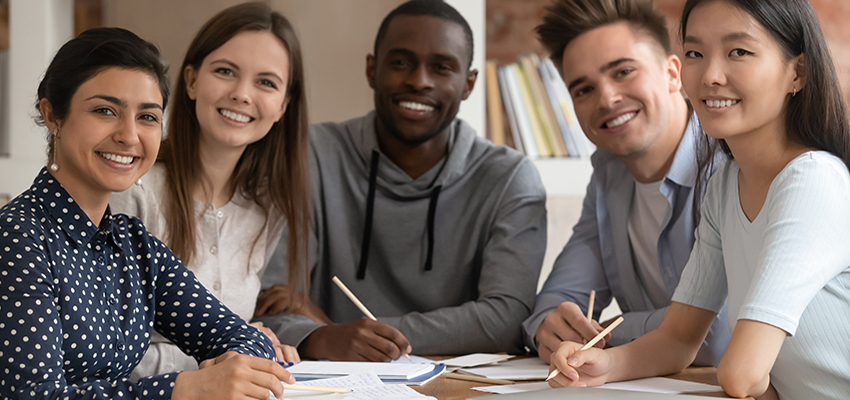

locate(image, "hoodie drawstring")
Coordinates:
356 150 443 279
424 185 441 271
357 150 381 280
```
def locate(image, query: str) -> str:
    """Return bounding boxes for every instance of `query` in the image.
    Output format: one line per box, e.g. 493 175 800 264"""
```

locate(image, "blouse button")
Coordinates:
210 245 218 255
213 281 221 291
216 210 224 218
97 256 105 264
117 343 125 351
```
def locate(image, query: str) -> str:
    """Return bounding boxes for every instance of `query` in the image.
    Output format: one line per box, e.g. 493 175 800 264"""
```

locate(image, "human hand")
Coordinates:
536 302 608 364
547 341 613 388
248 322 301 363
255 284 332 324
300 319 412 362
176 352 294 400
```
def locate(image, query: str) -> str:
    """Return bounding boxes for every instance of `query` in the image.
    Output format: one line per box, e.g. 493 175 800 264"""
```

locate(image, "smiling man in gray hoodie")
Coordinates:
255 0 547 361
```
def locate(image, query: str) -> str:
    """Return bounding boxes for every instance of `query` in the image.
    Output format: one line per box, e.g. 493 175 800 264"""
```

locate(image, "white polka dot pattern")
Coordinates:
0 169 275 399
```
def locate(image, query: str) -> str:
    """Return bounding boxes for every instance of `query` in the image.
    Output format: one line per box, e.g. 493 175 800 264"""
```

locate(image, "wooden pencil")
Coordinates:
586 290 595 321
444 372 515 386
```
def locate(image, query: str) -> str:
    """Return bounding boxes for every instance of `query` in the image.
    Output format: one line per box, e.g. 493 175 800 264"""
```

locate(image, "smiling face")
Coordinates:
186 30 289 155
367 15 476 146
681 0 800 143
562 22 682 160
44 67 163 197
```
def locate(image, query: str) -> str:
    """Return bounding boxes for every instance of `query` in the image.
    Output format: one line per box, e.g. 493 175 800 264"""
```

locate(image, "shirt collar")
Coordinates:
31 168 123 250
663 112 701 188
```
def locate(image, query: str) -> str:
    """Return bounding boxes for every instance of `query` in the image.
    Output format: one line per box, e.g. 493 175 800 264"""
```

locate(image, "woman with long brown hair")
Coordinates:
112 1 311 378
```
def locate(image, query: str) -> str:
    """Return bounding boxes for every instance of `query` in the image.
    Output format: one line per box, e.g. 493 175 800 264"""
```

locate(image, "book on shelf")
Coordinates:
485 61 506 146
497 65 524 155
520 54 568 157
485 55 595 159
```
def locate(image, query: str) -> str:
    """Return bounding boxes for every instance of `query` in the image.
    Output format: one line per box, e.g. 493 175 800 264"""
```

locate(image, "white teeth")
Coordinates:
399 101 435 112
220 109 252 123
705 99 740 108
99 152 134 165
606 112 636 128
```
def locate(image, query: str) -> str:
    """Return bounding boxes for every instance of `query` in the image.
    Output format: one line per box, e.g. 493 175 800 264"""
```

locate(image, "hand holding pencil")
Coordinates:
546 315 624 388
326 276 411 361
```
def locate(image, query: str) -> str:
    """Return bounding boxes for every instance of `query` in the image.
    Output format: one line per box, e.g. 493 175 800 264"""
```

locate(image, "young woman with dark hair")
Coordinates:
110 1 312 377
547 1 850 399
0 27 293 400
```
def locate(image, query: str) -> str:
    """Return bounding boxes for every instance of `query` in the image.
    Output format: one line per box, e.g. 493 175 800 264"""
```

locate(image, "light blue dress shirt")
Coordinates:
523 115 731 367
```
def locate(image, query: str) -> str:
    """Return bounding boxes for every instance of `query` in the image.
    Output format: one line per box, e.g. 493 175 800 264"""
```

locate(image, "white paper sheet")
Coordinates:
439 353 514 367
599 377 723 394
391 355 435 365
274 372 436 400
287 361 433 379
472 377 723 396
458 357 549 380
472 381 550 394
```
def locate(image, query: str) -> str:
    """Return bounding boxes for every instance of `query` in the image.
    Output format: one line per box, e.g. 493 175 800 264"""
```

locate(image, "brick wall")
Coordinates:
487 0 850 104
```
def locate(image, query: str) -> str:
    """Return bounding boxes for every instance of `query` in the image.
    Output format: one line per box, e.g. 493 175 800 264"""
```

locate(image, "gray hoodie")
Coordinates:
260 112 547 355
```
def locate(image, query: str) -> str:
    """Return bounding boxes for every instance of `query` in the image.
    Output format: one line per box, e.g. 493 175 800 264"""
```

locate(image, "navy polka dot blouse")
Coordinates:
0 169 276 399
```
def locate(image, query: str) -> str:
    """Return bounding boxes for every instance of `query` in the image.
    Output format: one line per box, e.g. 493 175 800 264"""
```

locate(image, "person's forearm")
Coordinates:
382 296 530 354
607 304 715 382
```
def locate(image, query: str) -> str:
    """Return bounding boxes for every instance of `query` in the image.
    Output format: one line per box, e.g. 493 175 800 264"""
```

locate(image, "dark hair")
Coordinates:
374 0 474 69
35 27 169 160
537 0 671 75
161 1 311 304
686 0 850 224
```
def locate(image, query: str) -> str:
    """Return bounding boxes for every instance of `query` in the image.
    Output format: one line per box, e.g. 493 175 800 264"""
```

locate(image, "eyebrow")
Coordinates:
684 31 760 45
386 48 461 65
209 59 284 83
86 95 162 111
566 58 635 91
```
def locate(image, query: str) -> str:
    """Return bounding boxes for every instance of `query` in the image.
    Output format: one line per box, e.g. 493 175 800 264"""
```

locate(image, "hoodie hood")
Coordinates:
350 111 483 198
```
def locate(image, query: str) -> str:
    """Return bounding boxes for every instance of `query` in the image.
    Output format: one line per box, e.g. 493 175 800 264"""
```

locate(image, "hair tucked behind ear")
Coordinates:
685 0 850 225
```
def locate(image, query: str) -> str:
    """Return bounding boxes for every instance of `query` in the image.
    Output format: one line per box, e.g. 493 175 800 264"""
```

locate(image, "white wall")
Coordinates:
0 0 72 198
445 0 485 137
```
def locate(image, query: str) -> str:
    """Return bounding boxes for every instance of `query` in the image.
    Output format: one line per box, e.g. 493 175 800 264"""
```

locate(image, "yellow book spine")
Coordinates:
515 63 552 157
485 61 506 145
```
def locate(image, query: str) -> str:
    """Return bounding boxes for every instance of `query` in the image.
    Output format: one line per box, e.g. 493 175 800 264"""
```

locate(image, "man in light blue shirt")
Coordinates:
523 0 730 366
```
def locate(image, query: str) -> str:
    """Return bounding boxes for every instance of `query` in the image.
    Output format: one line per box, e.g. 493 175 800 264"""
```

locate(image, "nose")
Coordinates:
229 78 253 104
701 57 727 87
597 81 622 110
405 63 434 92
114 115 141 146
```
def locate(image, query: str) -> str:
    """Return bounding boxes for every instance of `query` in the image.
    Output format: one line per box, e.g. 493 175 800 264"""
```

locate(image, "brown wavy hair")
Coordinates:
159 2 310 297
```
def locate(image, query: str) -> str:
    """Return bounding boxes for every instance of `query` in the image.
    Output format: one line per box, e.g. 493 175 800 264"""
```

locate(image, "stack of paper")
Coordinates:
287 361 434 380
285 360 446 386
274 372 435 399
458 357 550 380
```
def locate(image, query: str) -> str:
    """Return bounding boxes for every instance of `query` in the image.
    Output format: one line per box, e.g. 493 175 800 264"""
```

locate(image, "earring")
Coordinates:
793 88 797 97
49 128 59 172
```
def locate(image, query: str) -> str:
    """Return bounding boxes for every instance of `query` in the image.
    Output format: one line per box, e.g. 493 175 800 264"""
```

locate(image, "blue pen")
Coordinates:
279 361 294 368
